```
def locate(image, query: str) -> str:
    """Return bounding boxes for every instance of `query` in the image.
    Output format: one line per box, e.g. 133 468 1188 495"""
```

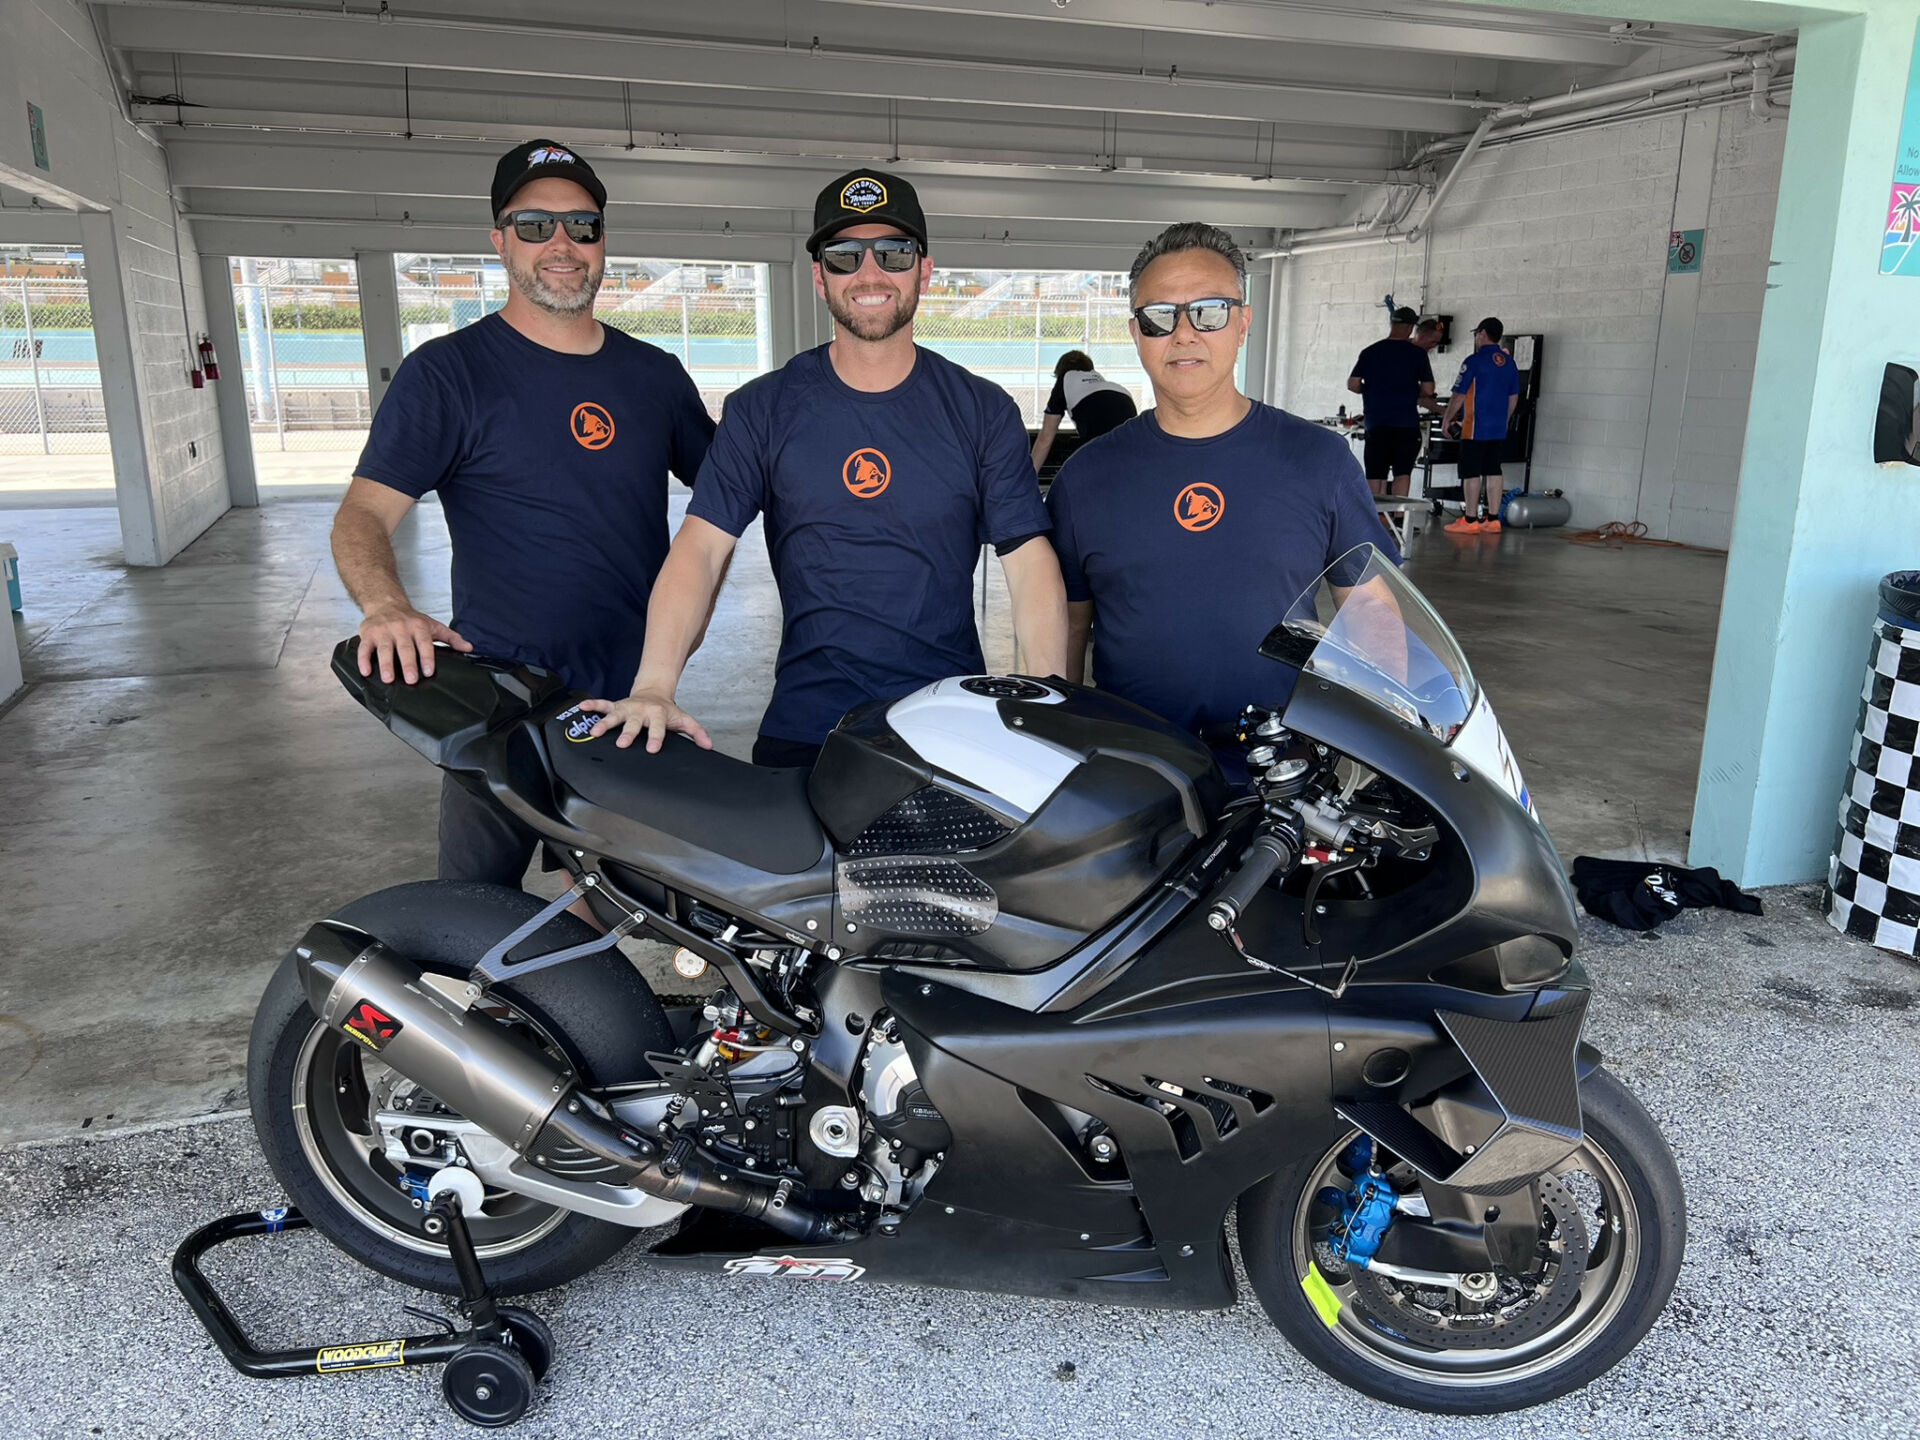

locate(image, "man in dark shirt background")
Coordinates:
1347 306 1438 498
331 138 715 888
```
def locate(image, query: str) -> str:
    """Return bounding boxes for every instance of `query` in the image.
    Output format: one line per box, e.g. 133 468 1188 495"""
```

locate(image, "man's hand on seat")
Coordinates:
579 688 713 753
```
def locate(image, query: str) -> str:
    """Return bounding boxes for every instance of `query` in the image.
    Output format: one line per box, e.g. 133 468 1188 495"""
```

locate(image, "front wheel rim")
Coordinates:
1289 1128 1643 1390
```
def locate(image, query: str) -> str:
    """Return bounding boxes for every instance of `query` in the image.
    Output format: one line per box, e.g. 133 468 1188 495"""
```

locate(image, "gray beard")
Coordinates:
508 254 603 316
826 284 919 342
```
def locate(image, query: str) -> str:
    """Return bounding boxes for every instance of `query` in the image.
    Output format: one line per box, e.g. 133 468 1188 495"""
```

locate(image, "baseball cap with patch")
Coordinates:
807 169 928 256
491 138 607 221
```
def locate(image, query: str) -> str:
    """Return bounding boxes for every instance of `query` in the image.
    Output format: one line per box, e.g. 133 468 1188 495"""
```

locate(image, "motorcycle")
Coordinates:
248 544 1684 1417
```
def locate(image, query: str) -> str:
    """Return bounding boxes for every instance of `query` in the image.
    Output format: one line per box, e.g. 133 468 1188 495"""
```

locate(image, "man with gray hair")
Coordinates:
1045 221 1396 768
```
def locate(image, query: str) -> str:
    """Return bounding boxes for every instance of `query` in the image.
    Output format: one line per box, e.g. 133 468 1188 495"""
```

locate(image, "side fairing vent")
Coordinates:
838 857 999 937
846 786 1013 857
1086 1073 1276 1163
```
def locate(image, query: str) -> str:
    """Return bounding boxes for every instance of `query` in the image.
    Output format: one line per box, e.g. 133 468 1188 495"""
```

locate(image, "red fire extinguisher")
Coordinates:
198 334 220 381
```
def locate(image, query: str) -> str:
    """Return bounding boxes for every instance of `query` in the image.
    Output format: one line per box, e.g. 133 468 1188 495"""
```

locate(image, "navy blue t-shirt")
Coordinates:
1047 403 1399 737
354 314 714 699
689 344 1050 745
1348 338 1434 429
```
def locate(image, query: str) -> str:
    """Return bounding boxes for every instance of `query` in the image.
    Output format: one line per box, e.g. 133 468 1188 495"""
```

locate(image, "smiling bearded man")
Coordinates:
328 138 715 890
582 169 1068 770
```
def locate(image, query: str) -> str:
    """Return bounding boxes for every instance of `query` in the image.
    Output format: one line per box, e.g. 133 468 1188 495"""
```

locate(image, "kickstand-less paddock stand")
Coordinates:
173 1191 556 1428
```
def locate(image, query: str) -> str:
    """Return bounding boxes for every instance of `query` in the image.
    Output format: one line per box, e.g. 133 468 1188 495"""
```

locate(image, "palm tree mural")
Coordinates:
1893 187 1920 243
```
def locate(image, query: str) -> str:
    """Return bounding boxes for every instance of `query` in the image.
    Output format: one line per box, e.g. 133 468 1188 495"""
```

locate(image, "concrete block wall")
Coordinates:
0 0 228 564
1277 104 1788 549
112 124 228 556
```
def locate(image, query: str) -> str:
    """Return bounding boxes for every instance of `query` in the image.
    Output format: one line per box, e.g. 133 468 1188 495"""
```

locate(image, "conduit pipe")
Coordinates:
1255 43 1794 259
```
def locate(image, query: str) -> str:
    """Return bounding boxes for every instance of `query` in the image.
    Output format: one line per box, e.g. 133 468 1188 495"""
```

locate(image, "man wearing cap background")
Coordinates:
582 168 1068 766
330 138 715 889
1346 306 1438 499
1441 316 1523 534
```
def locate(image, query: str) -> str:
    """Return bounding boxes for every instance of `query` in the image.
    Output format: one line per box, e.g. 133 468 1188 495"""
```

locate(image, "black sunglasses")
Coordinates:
497 209 604 245
818 235 922 275
1132 297 1244 338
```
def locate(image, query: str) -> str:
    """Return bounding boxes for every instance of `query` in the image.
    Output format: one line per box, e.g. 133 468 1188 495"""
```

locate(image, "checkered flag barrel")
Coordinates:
1827 571 1920 953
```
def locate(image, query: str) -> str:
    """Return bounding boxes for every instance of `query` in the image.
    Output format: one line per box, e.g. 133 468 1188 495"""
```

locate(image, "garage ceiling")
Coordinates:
83 0 1769 262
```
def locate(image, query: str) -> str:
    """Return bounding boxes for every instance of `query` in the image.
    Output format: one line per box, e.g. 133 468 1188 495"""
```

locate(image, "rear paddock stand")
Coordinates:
172 1193 555 1428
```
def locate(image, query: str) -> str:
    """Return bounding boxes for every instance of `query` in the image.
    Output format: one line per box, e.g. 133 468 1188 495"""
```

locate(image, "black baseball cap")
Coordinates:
491 139 607 221
807 169 928 256
1390 306 1418 324
1476 316 1505 342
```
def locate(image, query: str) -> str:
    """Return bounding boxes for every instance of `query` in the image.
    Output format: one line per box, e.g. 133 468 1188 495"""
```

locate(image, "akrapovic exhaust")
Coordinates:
292 922 839 1242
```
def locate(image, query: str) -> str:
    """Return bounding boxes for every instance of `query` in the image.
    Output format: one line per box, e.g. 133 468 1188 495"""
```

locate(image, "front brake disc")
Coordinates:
1346 1174 1592 1350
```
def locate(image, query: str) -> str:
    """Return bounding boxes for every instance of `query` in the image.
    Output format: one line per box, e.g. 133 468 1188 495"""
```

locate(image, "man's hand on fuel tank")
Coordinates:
579 690 714 754
358 605 471 685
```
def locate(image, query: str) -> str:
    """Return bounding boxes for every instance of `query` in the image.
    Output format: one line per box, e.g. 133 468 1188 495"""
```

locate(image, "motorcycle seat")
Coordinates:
544 724 827 876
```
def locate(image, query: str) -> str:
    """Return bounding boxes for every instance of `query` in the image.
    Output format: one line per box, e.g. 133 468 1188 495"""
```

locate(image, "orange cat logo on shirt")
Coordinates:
1174 482 1224 532
843 448 891 498
572 402 615 450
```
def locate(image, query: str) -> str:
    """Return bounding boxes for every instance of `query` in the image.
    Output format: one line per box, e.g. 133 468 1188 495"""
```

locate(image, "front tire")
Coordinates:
247 881 675 1297
1238 1066 1686 1414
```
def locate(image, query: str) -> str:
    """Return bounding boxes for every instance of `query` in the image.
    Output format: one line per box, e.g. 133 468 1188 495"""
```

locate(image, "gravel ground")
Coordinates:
2 884 1915 1440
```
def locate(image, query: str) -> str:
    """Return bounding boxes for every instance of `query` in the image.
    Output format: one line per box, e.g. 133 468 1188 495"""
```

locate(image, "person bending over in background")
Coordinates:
1030 349 1139 471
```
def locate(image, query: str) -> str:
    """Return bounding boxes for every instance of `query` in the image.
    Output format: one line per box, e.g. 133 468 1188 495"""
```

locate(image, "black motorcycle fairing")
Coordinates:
1279 678 1579 975
545 726 825 876
880 970 1345 1308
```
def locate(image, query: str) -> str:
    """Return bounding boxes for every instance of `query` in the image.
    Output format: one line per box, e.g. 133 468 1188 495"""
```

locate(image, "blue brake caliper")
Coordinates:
1318 1136 1396 1269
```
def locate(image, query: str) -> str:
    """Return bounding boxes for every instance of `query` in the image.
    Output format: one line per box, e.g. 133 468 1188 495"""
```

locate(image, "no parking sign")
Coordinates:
1667 229 1704 274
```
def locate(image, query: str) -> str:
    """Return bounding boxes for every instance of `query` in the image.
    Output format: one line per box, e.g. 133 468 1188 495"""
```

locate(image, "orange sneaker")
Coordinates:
1481 516 1502 533
1444 516 1483 534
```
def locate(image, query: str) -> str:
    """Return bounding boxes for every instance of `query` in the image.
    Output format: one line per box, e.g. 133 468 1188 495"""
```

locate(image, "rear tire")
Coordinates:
247 881 675 1297
1238 1066 1686 1414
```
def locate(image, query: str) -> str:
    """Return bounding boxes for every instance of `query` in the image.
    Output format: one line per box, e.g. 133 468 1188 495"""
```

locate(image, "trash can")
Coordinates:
0 542 17 613
1827 570 1920 952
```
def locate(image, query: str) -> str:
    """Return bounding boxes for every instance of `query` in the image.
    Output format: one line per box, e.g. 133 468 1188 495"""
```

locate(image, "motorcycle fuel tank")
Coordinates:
809 678 1229 972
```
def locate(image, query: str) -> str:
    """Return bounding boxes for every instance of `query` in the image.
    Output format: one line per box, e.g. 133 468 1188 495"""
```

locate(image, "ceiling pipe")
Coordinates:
1255 42 1795 260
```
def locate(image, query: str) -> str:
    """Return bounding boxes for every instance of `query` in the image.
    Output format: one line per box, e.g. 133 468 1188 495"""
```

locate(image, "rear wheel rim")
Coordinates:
290 1011 570 1260
1288 1127 1642 1390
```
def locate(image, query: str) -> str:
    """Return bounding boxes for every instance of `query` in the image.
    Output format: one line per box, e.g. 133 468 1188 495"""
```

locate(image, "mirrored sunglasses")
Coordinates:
818 235 923 275
1132 297 1244 338
499 210 604 245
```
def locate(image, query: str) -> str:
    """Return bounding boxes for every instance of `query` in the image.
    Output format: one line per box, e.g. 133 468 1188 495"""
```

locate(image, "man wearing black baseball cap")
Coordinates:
330 137 715 890
582 168 1067 766
1347 304 1439 498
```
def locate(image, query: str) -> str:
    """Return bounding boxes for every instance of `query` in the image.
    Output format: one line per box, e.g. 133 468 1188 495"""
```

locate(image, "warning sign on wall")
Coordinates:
1667 229 1704 275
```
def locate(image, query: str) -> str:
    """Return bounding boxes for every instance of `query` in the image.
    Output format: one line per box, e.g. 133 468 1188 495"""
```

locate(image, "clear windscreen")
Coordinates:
1259 545 1479 743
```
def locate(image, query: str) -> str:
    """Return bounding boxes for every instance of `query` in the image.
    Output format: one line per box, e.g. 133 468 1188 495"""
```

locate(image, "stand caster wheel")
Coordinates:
497 1305 556 1382
443 1340 535 1428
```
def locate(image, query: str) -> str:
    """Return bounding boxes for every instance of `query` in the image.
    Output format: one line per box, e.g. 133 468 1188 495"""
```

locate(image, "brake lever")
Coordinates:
1301 851 1368 947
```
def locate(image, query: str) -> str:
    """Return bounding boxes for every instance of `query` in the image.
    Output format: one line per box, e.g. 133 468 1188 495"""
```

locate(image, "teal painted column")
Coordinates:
1692 3 1920 885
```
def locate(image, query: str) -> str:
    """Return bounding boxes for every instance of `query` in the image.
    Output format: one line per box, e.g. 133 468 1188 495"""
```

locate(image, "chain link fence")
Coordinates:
397 257 771 418
0 276 108 455
232 259 370 455
917 272 1151 426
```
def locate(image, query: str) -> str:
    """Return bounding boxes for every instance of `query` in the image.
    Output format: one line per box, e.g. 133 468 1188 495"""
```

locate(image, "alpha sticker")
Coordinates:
840 176 887 213
724 1255 867 1281
316 1339 406 1373
556 705 601 743
341 1000 402 1052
